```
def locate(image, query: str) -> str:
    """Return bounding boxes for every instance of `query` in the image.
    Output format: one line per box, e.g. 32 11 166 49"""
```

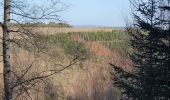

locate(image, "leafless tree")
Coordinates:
0 0 86 100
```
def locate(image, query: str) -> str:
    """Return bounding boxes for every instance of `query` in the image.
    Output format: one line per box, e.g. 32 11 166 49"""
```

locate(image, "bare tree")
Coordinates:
0 0 86 100
2 0 12 99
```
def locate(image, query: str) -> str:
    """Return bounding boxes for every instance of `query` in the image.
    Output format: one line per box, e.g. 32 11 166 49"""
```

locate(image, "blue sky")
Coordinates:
0 0 132 27
63 0 132 27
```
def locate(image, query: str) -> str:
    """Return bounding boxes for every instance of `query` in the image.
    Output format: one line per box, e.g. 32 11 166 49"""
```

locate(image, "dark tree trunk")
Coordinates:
3 0 12 100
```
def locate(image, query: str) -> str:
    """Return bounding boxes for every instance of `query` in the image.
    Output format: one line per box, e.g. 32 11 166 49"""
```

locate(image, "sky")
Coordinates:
63 0 132 27
0 0 132 27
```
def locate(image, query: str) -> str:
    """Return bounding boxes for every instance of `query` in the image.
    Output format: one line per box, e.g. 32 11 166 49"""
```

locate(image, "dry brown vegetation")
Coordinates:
0 27 113 35
0 27 132 100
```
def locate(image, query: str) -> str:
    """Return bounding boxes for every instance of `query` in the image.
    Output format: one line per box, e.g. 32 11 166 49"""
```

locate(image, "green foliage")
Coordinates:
13 30 130 58
47 22 73 28
103 41 130 57
78 30 129 41
74 30 131 57
38 33 88 58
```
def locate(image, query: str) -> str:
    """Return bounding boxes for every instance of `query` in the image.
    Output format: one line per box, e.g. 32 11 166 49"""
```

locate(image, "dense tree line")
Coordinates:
9 22 73 28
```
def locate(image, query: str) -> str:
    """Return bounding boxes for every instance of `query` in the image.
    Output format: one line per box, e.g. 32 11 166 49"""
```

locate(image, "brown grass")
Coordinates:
0 27 132 100
34 27 113 34
0 27 113 35
72 35 133 71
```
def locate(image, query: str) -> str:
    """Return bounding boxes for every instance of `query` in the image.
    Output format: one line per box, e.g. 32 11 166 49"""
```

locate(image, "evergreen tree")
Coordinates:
111 0 170 99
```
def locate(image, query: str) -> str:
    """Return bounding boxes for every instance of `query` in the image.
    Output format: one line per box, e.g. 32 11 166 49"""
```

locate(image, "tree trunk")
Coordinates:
3 0 12 100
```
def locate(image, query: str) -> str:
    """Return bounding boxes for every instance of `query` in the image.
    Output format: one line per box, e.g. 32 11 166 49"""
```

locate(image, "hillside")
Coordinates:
0 27 132 99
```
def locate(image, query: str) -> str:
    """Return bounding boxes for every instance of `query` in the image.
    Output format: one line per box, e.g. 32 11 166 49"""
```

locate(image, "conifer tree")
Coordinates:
111 0 170 99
